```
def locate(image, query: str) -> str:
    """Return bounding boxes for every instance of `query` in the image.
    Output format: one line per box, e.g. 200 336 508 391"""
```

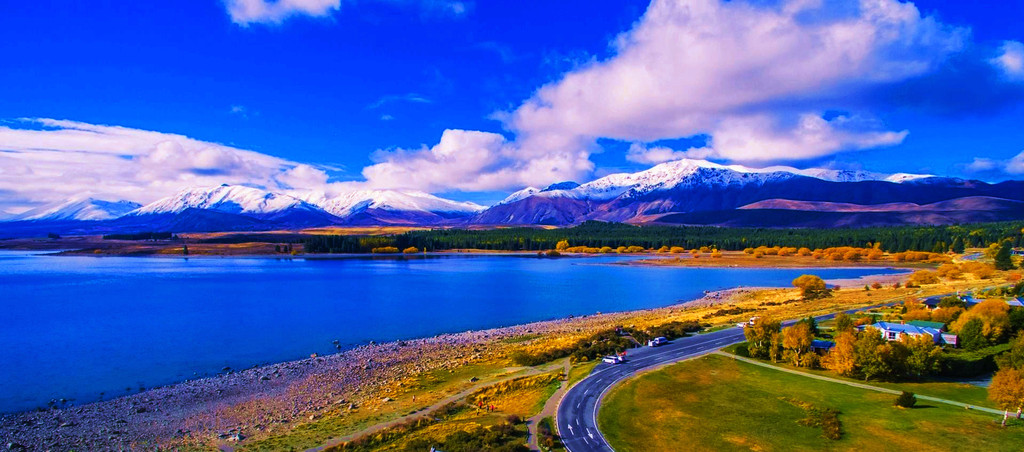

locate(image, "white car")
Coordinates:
647 337 668 347
602 355 623 364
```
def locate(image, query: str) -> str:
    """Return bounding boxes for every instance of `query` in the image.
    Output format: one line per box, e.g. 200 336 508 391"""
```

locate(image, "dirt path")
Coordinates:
716 351 1004 415
526 358 573 451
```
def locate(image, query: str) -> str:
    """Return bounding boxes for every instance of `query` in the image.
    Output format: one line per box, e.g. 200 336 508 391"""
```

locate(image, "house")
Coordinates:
922 295 980 310
921 296 943 310
1007 298 1024 308
863 321 946 345
962 296 981 307
810 340 834 355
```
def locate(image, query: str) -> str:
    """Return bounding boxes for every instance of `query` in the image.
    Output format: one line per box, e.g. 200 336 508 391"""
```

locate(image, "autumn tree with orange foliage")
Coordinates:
823 330 857 376
952 299 1012 345
782 323 815 367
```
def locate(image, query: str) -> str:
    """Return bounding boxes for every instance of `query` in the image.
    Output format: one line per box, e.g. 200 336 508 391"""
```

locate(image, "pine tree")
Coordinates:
951 237 965 254
996 240 1014 270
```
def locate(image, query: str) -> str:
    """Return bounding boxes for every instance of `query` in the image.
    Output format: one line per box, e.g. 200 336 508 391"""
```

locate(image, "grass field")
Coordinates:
718 343 996 407
599 354 1024 452
238 362 517 451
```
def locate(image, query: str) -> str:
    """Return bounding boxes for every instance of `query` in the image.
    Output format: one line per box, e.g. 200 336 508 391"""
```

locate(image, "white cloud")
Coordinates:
626 143 690 164
507 0 961 162
992 41 1024 80
225 0 341 25
964 150 1024 179
0 119 333 210
360 129 593 192
707 114 908 161
224 0 469 25
347 0 967 192
367 93 432 110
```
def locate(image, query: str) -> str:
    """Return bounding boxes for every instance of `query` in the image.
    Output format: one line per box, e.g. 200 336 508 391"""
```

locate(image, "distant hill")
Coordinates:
3 159 1024 236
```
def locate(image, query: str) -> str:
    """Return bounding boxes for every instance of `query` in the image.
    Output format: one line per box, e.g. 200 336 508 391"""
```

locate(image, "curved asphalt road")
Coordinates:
556 306 890 452
556 326 746 452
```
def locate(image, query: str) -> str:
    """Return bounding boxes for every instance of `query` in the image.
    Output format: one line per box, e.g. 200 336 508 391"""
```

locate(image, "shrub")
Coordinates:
939 343 1011 377
371 246 400 254
894 391 917 408
402 246 419 254
907 270 940 286
792 274 831 299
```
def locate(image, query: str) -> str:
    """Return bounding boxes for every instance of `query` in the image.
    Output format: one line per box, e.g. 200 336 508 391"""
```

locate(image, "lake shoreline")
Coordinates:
0 282 783 450
0 256 912 451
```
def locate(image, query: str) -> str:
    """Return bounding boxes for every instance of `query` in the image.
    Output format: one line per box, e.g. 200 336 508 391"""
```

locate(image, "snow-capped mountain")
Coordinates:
316 189 484 218
515 159 932 204
312 189 484 225
474 158 1023 226
498 187 541 205
132 184 318 216
1 158 1021 235
13 198 142 221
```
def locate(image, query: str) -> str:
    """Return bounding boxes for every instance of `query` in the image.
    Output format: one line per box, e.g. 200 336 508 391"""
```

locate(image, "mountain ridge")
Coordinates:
2 159 1022 235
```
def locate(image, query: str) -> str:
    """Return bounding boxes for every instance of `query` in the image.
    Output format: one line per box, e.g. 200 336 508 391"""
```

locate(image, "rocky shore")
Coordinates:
0 288 758 451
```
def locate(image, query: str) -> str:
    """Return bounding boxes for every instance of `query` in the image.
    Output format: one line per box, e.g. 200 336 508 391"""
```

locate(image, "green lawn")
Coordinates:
599 354 1024 452
721 344 997 407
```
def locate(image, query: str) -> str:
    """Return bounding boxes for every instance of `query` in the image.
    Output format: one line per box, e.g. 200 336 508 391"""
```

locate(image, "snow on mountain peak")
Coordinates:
503 158 932 203
498 187 541 205
317 189 485 218
12 197 142 221
133 185 312 215
884 172 934 183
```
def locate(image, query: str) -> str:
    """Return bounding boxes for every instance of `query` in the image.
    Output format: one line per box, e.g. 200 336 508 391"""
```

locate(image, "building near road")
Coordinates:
862 321 957 346
810 340 834 355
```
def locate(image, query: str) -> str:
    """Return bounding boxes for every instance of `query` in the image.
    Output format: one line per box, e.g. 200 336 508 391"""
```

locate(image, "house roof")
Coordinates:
811 340 835 349
922 297 942 307
907 320 946 330
870 321 941 336
1007 298 1024 308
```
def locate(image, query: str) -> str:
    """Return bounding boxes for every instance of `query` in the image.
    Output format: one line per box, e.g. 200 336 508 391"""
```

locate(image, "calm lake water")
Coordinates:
0 251 900 413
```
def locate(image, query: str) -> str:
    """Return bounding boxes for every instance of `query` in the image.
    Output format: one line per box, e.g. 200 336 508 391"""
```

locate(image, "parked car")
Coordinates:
647 337 668 347
602 355 623 364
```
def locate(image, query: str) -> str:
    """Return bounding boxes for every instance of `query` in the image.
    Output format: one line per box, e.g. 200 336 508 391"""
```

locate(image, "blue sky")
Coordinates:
1 0 1023 210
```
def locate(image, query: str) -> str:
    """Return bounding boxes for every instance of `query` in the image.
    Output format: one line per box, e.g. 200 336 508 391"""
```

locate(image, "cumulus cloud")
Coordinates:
0 119 333 210
360 129 593 192
992 41 1024 80
353 0 975 192
964 151 1024 180
507 0 961 163
626 143 691 164
707 114 908 162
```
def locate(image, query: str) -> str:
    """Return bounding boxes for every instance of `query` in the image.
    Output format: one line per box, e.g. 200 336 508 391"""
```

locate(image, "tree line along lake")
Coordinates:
0 251 903 414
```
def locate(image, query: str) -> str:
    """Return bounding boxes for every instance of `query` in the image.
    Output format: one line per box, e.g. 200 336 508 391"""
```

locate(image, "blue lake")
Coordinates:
0 251 901 413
